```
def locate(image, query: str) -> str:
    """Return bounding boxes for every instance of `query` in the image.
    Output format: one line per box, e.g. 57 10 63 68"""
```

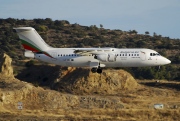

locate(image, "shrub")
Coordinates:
25 60 35 67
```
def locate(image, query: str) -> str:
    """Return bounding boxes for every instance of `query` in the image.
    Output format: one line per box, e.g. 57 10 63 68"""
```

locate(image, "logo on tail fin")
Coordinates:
21 39 41 52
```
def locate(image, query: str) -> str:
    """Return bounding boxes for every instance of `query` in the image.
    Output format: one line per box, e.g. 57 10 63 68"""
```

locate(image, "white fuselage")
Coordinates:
34 48 171 68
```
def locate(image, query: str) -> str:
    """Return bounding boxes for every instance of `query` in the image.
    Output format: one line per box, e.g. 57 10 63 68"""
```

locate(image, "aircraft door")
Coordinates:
140 51 146 61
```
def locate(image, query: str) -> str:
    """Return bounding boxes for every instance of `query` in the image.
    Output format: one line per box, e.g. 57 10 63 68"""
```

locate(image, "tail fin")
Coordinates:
13 27 50 52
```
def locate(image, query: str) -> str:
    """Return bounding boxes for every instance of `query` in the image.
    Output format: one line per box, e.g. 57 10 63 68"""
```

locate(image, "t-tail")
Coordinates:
13 27 52 58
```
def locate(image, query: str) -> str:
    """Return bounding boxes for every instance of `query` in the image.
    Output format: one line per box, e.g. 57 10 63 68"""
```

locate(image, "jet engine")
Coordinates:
95 53 116 62
95 54 108 62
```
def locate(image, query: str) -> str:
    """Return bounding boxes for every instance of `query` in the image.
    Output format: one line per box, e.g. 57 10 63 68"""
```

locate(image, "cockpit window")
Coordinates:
150 53 161 56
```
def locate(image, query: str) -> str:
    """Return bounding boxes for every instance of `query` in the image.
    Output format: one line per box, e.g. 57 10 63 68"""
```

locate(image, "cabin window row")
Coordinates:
116 54 139 56
58 54 139 57
58 54 93 56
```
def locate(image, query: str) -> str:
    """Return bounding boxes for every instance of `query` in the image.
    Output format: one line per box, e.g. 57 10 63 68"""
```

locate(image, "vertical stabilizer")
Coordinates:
14 27 50 52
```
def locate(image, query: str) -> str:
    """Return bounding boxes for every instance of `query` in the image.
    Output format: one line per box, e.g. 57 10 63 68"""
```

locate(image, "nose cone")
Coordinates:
158 56 171 65
161 57 171 65
166 59 171 64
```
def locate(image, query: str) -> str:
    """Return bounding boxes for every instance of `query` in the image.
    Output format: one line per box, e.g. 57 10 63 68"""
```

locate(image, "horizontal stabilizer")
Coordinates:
24 50 34 58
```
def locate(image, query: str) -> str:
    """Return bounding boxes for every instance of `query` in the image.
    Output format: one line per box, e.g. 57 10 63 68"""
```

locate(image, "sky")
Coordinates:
0 0 180 39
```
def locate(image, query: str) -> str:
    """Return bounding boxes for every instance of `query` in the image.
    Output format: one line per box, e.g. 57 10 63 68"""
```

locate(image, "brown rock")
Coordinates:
55 68 138 94
16 64 137 95
0 53 14 78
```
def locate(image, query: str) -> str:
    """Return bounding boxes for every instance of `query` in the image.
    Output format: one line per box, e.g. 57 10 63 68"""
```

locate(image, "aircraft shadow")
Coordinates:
16 65 62 89
15 65 90 93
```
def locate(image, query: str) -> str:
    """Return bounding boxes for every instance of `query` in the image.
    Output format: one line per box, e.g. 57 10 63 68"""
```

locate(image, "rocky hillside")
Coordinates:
54 68 137 94
16 65 137 95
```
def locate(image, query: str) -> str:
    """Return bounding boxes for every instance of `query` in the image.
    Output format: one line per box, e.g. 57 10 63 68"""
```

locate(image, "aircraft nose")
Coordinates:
162 57 171 65
160 57 171 65
166 58 171 64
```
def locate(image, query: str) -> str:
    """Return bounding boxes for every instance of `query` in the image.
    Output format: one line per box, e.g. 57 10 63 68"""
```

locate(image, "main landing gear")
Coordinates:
91 62 102 74
91 67 102 74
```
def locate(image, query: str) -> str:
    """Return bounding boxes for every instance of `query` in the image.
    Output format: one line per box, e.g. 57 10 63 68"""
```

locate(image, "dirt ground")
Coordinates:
0 109 180 121
0 80 180 121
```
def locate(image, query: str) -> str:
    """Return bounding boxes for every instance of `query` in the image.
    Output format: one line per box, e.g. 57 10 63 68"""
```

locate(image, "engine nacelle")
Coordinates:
108 53 116 62
96 54 108 62
95 53 116 62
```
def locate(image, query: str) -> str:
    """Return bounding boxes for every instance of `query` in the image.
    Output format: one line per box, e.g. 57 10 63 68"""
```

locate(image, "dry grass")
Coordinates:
1 109 179 120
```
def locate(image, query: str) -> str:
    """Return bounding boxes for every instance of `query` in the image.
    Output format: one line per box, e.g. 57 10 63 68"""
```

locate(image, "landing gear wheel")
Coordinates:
97 68 102 74
91 68 97 73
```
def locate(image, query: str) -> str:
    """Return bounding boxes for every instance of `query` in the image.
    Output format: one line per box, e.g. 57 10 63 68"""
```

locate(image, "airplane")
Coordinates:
14 27 171 74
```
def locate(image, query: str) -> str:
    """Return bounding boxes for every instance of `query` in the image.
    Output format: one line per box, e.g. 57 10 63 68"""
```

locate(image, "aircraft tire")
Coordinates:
91 68 97 73
97 68 102 74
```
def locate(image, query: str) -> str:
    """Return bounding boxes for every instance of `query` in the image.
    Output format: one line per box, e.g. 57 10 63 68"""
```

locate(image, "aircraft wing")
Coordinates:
73 48 112 55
